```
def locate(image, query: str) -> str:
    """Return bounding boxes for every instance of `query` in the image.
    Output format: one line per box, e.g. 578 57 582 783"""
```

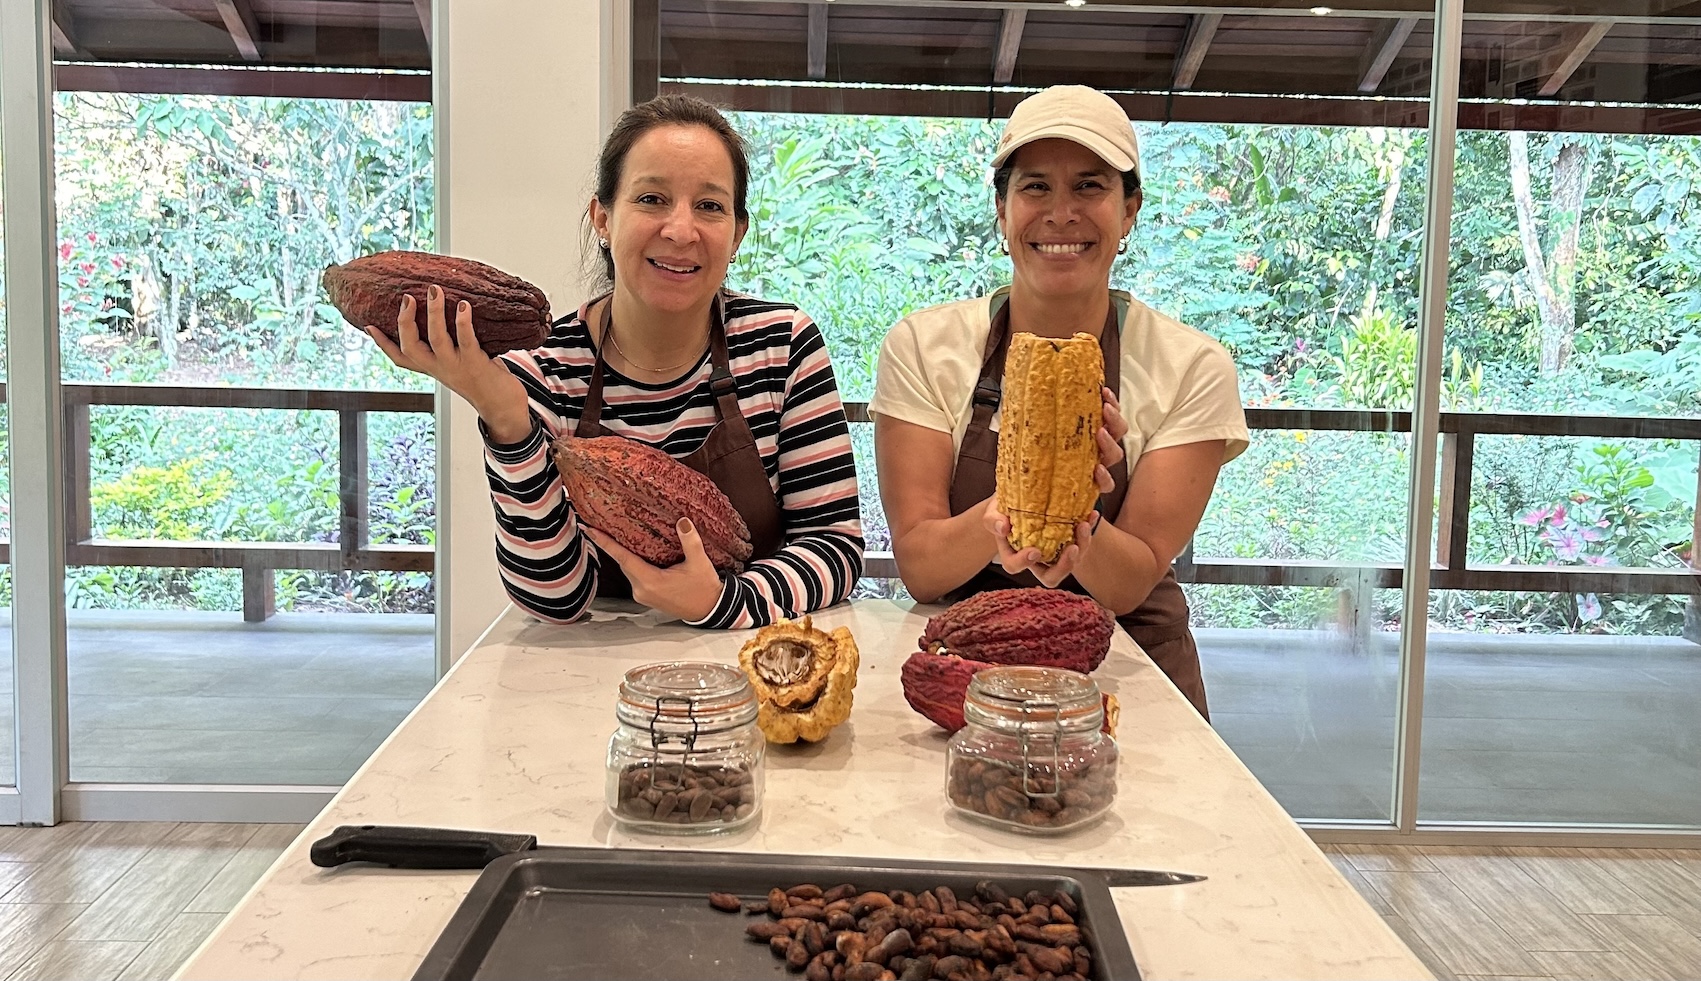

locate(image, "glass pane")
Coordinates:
708 2 1436 822
1 89 12 788
54 1 436 785
1421 2 1701 825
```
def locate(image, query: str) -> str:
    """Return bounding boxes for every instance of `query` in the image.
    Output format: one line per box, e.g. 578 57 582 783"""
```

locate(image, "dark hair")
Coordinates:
992 158 1142 201
584 95 751 288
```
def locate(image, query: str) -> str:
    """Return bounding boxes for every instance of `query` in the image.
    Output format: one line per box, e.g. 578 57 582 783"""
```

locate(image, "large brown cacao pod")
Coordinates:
323 250 550 357
919 588 1114 673
553 435 753 573
996 331 1104 562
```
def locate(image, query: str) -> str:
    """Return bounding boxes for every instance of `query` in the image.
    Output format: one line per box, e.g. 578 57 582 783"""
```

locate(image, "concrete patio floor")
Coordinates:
1 609 1697 826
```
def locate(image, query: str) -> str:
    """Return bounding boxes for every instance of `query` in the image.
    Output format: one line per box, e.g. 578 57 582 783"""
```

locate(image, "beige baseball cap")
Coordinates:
991 85 1141 177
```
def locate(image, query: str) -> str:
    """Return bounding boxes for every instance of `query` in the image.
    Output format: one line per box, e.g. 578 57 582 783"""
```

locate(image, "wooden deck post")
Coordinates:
1435 430 1473 571
1686 461 1700 645
242 557 275 623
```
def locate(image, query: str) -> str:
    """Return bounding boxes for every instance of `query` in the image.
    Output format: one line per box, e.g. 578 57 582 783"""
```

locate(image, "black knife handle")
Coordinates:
309 825 537 870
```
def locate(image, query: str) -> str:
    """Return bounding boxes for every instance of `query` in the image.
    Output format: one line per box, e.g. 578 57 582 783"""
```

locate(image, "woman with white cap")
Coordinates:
869 85 1248 717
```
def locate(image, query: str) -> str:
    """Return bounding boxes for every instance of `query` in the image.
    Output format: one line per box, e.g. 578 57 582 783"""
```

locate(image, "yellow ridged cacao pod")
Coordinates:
996 332 1104 563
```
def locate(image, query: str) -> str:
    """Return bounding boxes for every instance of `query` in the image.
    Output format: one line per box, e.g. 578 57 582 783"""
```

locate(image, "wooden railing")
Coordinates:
0 385 1695 625
0 380 434 621
845 403 1701 603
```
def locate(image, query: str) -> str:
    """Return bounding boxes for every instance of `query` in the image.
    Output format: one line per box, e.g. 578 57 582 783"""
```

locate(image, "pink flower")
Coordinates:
76 275 89 287
59 242 73 261
79 261 95 274
86 231 97 243
111 256 125 270
1552 504 1568 523
1518 506 1551 527
60 301 73 314
1545 526 1584 560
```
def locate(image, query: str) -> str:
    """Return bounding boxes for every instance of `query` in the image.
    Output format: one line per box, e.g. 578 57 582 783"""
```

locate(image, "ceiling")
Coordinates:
46 1 1701 131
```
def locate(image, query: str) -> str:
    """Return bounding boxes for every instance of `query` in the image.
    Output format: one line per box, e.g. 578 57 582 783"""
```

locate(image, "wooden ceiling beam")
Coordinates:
807 3 828 80
1357 15 1418 93
1172 12 1222 91
212 0 262 61
1539 20 1613 96
994 8 1025 85
51 5 84 58
413 0 433 49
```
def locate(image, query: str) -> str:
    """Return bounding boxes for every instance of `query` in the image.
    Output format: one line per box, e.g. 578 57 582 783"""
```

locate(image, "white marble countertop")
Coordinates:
177 599 1430 981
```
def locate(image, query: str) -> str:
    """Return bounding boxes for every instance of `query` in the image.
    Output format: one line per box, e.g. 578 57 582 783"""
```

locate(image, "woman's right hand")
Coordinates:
365 285 533 443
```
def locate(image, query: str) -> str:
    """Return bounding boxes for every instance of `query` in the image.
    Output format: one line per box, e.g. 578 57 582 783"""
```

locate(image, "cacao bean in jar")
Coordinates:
606 662 765 834
945 666 1117 833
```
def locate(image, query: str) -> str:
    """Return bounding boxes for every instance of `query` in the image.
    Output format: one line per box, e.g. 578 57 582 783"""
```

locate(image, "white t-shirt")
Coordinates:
869 288 1250 467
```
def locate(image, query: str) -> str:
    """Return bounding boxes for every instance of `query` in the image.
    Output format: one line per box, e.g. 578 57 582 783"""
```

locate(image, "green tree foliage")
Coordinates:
10 97 1698 633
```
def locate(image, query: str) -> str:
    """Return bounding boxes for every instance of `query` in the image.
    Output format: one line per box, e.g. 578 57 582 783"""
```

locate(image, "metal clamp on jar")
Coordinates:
606 661 765 834
946 666 1117 833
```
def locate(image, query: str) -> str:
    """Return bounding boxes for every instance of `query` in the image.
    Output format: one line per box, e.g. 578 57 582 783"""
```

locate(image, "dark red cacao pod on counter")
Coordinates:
553 435 753 573
918 588 1114 673
323 250 550 357
900 650 993 733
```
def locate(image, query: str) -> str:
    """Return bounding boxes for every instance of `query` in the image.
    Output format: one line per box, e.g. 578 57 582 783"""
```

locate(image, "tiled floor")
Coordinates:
0 610 436 786
1325 844 1701 981
1 823 1698 981
0 612 1697 824
0 821 303 981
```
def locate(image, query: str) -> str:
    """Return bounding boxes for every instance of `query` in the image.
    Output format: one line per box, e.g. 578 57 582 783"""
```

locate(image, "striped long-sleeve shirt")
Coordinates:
483 291 865 629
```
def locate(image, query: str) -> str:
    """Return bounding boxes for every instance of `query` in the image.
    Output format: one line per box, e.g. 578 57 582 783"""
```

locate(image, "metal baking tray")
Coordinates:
411 847 1141 981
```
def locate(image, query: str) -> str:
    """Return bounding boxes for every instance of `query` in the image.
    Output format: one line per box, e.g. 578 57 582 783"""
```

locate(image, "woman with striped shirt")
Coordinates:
367 96 864 628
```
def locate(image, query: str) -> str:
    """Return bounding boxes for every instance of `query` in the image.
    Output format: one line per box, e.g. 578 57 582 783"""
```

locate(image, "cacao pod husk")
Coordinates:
553 434 752 573
738 617 859 743
919 588 1113 672
323 250 550 357
996 331 1103 563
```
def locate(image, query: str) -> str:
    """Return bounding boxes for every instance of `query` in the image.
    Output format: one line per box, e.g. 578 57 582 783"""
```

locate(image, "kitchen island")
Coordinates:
176 599 1430 980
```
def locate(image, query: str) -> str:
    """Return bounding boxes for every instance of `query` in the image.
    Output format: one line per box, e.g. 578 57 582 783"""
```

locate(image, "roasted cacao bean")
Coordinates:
824 883 860 904
614 761 757 828
947 756 1114 830
749 921 792 941
709 892 742 912
720 882 1095 981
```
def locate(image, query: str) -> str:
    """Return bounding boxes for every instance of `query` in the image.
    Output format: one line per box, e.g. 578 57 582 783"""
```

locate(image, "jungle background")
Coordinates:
0 94 1695 634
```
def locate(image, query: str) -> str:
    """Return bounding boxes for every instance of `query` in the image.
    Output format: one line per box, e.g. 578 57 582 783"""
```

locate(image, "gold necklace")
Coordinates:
604 317 706 374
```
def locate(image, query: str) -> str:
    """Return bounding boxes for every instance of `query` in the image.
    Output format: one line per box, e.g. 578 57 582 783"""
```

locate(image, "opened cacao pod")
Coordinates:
737 617 859 743
553 435 753 573
324 250 550 357
996 331 1104 563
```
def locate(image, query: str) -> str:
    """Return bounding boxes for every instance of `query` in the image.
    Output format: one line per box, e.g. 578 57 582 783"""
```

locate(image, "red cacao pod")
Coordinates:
918 588 1114 673
553 435 753 573
323 250 550 357
900 650 994 733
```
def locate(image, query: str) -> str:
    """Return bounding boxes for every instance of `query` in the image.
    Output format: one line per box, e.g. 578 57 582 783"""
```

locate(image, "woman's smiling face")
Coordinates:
591 123 746 317
997 138 1140 303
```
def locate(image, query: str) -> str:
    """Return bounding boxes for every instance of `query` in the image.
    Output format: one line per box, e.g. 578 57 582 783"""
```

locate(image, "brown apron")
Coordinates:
945 294 1209 720
574 292 785 599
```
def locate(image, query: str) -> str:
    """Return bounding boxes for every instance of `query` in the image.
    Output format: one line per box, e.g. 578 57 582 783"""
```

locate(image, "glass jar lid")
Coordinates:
616 661 757 741
964 665 1103 734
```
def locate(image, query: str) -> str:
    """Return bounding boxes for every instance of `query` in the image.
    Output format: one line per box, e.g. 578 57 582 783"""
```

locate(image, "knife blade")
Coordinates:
1092 867 1206 887
310 825 1206 886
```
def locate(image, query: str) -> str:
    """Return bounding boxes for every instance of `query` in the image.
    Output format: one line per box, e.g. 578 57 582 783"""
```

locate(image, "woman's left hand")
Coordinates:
582 518 723 622
1094 386 1129 493
983 497 1098 589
